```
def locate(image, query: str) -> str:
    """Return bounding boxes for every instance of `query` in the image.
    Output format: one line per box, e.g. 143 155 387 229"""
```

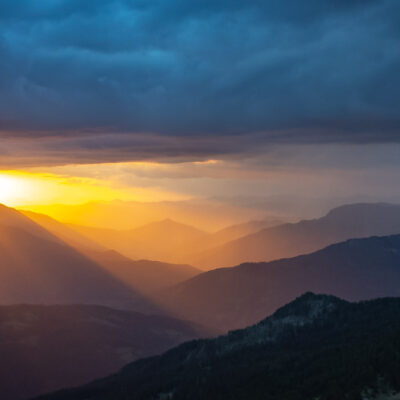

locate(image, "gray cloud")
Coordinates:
0 0 399 165
0 132 259 168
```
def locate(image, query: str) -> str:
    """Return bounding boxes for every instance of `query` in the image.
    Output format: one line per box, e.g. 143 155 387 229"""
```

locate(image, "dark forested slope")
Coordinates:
35 293 400 400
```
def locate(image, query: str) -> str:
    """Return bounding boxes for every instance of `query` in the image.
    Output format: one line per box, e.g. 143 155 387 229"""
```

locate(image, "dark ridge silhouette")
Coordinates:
160 233 400 331
0 304 209 400
33 293 400 400
190 203 400 268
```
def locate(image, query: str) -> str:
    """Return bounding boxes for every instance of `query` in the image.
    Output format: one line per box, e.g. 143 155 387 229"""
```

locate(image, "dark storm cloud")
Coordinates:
0 132 258 168
0 0 399 165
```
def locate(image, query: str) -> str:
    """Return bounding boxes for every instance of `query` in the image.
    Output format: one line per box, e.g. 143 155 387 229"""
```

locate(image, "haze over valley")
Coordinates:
1 1 400 399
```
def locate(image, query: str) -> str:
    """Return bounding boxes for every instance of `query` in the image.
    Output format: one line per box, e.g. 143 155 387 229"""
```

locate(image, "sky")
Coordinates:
0 1 399 213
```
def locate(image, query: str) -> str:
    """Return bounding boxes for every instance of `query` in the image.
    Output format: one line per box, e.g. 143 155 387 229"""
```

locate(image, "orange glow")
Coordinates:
0 169 188 209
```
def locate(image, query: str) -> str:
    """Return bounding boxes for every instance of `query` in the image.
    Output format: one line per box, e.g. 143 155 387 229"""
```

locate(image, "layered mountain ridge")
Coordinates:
0 204 200 311
160 233 400 330
190 202 400 268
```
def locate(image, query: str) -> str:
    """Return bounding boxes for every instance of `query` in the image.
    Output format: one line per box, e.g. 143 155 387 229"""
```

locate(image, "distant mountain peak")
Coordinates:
158 218 186 227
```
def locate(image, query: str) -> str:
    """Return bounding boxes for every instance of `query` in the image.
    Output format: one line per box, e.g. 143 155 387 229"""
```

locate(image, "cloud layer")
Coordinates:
0 0 399 165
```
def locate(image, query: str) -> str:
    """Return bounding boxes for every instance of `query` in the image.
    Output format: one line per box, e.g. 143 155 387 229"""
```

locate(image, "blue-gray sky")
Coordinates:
2 0 400 215
0 0 399 166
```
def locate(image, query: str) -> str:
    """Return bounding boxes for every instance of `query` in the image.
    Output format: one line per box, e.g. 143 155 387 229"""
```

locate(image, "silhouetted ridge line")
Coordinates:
159 232 400 331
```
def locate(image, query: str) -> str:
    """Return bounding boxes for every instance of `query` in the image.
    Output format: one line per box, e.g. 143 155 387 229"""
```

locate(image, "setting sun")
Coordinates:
0 173 35 206
0 170 122 207
0 167 189 211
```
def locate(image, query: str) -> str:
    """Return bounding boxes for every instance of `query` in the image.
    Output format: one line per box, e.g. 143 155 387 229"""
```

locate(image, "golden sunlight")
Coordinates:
0 173 37 206
0 167 189 210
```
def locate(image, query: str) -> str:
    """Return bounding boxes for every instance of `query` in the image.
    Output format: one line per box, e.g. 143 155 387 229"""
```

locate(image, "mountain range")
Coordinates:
23 198 274 231
33 293 400 400
25 208 202 295
0 204 198 313
160 233 400 331
3 201 400 399
67 219 208 263
21 210 105 252
84 249 200 295
67 217 283 265
66 202 400 269
5 201 400 332
0 304 207 400
190 202 400 268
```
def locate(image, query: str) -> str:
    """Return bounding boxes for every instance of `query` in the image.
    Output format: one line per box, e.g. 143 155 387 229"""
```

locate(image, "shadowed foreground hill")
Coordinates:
191 203 400 268
161 234 400 331
34 294 400 400
0 304 208 400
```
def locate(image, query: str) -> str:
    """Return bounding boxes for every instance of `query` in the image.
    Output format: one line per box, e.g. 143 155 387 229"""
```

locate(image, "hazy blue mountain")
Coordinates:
161 233 400 331
191 203 400 268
